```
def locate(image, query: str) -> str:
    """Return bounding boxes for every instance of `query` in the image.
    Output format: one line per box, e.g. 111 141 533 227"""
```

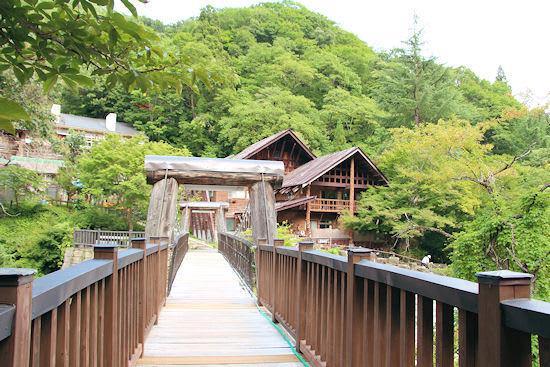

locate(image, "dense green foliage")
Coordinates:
58 2 525 158
76 134 190 230
0 202 136 276
0 0 212 134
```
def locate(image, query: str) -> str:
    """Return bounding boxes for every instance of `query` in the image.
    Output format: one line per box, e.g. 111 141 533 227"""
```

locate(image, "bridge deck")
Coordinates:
138 247 303 366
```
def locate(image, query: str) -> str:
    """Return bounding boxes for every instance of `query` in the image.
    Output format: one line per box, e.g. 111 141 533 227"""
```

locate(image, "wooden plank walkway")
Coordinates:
138 247 304 366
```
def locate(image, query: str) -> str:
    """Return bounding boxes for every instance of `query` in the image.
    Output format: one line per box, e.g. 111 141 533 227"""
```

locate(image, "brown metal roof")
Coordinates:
275 196 316 212
281 147 389 188
231 129 316 160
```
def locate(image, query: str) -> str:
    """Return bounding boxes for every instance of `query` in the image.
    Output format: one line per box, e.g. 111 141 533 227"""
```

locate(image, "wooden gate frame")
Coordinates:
144 155 284 246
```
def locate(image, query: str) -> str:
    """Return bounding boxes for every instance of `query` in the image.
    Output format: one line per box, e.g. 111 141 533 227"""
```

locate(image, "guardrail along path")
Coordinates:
138 247 303 366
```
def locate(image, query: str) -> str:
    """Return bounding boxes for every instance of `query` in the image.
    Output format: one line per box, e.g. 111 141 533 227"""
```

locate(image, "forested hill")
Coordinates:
60 2 527 158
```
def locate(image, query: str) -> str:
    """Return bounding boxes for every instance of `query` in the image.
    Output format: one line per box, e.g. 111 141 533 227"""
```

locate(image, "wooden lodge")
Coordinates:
203 129 389 245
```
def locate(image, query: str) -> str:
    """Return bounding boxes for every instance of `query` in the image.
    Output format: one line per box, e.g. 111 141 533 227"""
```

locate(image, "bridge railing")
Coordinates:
0 234 189 367
167 232 189 296
255 241 550 367
73 229 146 247
218 232 255 291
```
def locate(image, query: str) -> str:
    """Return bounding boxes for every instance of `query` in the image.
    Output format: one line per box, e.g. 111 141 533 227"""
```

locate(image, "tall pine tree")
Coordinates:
373 16 463 127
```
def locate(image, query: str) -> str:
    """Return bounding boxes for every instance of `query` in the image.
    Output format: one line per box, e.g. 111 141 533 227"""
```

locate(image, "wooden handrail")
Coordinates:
0 233 189 367
254 241 550 367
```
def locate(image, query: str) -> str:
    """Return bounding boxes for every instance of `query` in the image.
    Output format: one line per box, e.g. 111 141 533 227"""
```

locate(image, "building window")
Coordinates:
228 190 246 199
319 220 332 229
226 218 235 231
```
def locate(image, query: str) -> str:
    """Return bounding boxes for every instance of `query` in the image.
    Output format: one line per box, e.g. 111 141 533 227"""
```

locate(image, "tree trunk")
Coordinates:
127 209 133 232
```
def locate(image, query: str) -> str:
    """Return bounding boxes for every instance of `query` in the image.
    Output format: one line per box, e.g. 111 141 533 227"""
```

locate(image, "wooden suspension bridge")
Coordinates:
1 155 549 367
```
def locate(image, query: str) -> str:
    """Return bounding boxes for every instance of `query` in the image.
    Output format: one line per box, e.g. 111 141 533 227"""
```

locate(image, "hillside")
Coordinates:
59 2 526 158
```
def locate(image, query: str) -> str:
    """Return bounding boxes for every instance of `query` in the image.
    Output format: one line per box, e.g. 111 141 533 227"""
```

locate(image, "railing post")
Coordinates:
0 268 36 367
477 270 533 367
346 249 374 367
256 238 267 306
149 236 162 324
296 241 314 352
94 244 118 367
131 238 147 352
272 239 284 322
158 236 169 307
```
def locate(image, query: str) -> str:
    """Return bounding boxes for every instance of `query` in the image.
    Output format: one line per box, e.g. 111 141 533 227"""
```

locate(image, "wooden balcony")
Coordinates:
310 198 356 213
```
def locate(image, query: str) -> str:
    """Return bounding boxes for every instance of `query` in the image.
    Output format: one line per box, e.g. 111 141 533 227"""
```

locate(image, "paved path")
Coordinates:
138 247 304 366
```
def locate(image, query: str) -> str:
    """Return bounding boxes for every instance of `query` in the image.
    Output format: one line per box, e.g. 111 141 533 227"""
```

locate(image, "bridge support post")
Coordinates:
145 178 179 239
295 241 314 352
248 180 276 246
255 238 267 307
131 238 148 352
477 270 533 367
271 239 284 323
94 245 118 367
346 249 374 367
0 268 36 367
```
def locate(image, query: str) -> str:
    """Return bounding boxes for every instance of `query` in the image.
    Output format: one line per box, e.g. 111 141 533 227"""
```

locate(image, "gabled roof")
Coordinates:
232 129 316 160
281 147 389 188
57 114 140 136
275 196 316 212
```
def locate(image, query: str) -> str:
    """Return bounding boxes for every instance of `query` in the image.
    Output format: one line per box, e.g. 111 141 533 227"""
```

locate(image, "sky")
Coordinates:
115 0 550 107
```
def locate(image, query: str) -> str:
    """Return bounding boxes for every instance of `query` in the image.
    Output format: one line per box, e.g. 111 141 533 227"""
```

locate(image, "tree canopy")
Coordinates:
0 0 212 134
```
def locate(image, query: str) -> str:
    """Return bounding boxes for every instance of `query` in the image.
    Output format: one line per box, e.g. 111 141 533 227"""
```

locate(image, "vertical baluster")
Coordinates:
417 296 434 367
326 267 333 366
386 285 401 367
94 245 118 367
69 291 81 367
400 290 415 367
436 302 454 367
89 283 98 367
98 279 105 367
373 282 387 367
313 262 319 353
458 309 477 367
339 271 346 366
346 249 371 367
296 241 314 352
319 265 326 362
80 288 90 366
39 309 57 367
56 300 70 367
30 317 41 367
363 279 374 367
332 269 339 366
305 260 312 345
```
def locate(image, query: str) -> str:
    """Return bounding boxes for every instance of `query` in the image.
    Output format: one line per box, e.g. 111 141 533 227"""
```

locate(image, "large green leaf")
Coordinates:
0 98 30 134
120 0 137 17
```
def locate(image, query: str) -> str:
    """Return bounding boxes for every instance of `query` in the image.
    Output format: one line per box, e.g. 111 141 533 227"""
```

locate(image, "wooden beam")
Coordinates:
279 139 287 159
289 142 296 161
349 156 355 243
306 186 311 236
147 171 282 187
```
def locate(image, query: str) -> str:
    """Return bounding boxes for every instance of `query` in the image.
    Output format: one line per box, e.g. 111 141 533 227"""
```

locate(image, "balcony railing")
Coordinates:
310 198 356 213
